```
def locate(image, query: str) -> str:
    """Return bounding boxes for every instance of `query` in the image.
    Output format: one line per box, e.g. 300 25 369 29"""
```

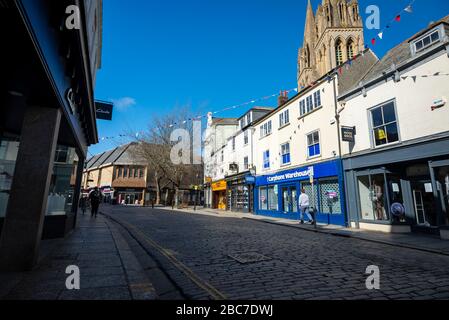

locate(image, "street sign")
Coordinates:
95 101 114 120
341 126 356 142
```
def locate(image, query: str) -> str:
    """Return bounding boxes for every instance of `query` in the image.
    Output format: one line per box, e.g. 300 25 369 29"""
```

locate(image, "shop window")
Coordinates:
307 131 321 158
370 100 399 147
47 146 78 216
301 182 318 209
319 179 341 214
268 186 278 211
259 187 268 210
263 150 270 169
357 173 389 221
281 142 291 165
0 137 19 218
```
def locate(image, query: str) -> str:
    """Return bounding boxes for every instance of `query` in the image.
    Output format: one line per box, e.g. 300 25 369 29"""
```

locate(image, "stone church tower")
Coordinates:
297 0 364 88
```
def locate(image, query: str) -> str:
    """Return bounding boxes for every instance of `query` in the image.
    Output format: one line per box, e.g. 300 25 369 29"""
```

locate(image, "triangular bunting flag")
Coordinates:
401 76 408 80
371 38 376 45
404 5 413 13
378 32 383 40
411 76 417 82
395 15 401 22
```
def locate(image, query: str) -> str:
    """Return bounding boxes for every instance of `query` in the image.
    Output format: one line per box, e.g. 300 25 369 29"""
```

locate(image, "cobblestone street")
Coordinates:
103 205 449 300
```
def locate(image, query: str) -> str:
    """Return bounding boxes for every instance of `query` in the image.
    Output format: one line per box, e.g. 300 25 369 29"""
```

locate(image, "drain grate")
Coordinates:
228 252 271 264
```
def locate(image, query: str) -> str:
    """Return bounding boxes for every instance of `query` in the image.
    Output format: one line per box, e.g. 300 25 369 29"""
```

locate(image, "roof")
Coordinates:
85 143 146 170
211 118 238 126
359 14 449 86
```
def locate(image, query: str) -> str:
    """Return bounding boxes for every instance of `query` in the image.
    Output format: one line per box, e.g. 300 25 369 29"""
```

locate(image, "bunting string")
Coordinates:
98 87 299 141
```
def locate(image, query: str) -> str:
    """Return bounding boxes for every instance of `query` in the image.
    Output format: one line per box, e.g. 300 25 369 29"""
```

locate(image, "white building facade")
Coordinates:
339 17 449 236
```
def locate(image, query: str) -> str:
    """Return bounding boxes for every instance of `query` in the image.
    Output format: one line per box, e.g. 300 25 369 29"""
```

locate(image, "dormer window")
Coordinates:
412 26 443 55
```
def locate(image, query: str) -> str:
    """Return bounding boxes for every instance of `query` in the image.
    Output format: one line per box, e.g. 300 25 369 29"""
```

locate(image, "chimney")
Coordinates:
278 91 288 106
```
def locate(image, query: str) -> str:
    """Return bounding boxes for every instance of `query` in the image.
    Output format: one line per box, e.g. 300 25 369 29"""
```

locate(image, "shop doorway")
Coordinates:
411 180 437 227
281 185 297 214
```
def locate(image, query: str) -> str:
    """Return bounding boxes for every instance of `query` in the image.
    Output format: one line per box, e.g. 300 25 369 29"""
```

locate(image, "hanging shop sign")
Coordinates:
245 176 256 184
212 180 227 191
95 101 114 120
341 126 356 142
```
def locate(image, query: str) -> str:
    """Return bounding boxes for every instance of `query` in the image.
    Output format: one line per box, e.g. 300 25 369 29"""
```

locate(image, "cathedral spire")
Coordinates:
303 0 316 45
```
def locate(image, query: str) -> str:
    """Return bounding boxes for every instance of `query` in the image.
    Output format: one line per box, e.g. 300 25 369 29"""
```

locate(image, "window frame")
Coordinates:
279 109 290 128
243 130 249 145
243 156 249 170
280 142 291 166
412 26 442 55
306 130 321 159
368 99 401 149
263 150 270 169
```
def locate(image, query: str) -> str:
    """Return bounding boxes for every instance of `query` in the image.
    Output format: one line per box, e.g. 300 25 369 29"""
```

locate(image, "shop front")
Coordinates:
343 137 449 235
116 188 145 205
255 160 346 226
211 180 227 210
226 172 254 213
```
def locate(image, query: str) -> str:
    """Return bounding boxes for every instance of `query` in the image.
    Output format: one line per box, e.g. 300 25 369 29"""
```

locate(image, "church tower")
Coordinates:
297 0 364 88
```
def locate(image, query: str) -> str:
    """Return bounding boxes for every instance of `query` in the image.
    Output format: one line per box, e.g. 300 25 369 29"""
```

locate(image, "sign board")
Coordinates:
95 101 114 120
245 176 256 184
341 126 356 142
212 180 227 191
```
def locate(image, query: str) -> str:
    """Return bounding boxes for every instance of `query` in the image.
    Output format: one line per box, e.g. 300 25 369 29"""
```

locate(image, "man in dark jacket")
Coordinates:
89 187 102 218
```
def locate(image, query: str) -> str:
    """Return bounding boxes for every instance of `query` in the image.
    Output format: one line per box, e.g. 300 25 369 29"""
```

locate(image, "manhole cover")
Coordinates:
228 252 271 264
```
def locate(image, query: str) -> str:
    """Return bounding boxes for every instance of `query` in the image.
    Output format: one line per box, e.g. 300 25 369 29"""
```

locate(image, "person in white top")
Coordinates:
299 188 314 224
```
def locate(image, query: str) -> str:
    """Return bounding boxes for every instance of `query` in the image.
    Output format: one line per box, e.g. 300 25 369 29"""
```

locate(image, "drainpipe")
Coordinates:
332 74 349 228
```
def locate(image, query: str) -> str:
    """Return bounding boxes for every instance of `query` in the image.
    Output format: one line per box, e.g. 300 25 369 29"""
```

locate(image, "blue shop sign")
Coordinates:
256 160 339 186
245 176 256 184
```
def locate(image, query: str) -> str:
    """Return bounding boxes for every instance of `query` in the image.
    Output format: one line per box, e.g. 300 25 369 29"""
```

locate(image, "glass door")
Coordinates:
281 185 298 214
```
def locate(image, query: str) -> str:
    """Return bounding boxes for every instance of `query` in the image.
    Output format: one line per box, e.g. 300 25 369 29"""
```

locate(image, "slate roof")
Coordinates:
211 118 238 126
360 14 449 86
85 143 146 170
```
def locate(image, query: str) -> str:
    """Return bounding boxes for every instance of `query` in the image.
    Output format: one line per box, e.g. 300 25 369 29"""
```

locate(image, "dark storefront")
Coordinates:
344 137 449 236
226 172 254 213
0 0 101 271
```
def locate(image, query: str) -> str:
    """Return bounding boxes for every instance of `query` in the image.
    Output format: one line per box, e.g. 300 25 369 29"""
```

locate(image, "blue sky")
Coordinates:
90 0 449 155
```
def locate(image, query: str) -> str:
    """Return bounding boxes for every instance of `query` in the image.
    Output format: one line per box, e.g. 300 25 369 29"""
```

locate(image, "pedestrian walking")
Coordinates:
89 187 102 218
299 188 314 225
79 196 87 215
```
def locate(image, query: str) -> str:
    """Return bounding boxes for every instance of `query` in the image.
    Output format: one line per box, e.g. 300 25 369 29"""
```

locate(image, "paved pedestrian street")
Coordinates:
102 205 449 300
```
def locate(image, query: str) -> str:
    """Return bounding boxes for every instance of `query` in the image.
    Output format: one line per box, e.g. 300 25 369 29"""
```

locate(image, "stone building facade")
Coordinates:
297 0 364 88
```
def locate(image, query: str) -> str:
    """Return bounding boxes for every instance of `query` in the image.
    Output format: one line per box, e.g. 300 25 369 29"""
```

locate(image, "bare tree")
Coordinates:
131 107 203 206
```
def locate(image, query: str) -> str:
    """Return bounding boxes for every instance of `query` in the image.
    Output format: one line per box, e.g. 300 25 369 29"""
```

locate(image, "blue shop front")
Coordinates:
255 160 347 226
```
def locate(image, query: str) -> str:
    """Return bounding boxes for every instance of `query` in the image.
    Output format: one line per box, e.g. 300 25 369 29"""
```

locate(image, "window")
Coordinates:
279 110 289 128
307 131 321 158
243 156 249 170
246 113 251 125
232 137 236 151
263 150 270 169
118 167 123 178
123 167 128 178
413 29 440 54
139 168 144 178
370 101 399 147
299 100 306 116
319 179 342 214
244 130 249 145
347 39 355 59
221 150 224 162
260 121 272 138
134 167 139 178
281 142 291 165
240 118 245 128
306 96 313 113
259 187 268 210
267 186 278 211
313 91 321 108
335 39 343 65
357 173 389 221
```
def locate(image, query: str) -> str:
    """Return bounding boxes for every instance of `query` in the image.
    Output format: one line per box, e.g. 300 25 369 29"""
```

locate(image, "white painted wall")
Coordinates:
340 52 449 155
253 78 341 176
